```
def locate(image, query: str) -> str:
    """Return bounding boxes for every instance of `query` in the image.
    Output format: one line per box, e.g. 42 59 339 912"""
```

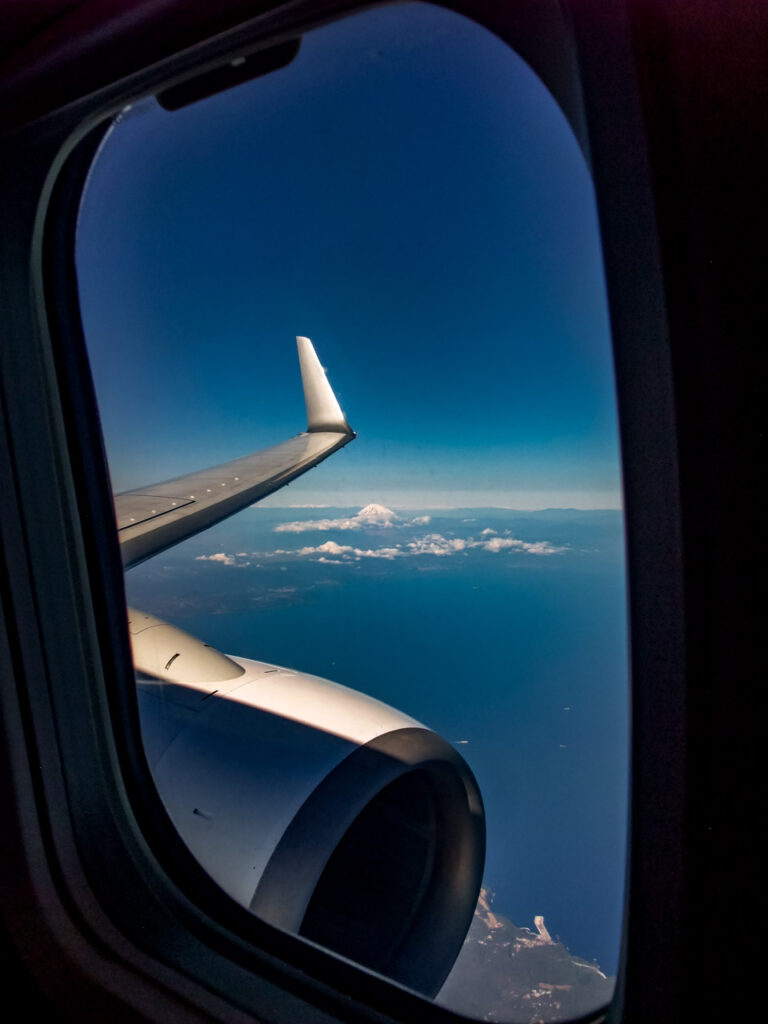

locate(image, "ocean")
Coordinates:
125 506 628 978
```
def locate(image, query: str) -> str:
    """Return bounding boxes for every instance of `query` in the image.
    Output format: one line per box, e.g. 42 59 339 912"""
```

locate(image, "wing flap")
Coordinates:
116 494 196 530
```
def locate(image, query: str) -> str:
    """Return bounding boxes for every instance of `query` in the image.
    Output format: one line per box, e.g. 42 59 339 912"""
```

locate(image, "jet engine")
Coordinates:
130 609 485 997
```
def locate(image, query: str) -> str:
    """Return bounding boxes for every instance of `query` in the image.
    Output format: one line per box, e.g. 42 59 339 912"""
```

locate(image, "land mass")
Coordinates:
439 889 614 1022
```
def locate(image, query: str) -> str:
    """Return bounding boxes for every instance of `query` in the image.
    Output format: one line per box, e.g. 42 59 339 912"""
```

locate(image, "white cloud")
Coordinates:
352 547 402 560
407 534 468 556
480 536 566 555
196 552 242 566
519 540 567 555
297 540 356 557
403 533 566 557
195 554 252 566
480 527 497 536
481 537 526 552
293 540 404 561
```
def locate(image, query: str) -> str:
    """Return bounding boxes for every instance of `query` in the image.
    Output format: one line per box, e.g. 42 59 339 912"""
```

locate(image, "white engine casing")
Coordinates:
130 609 485 996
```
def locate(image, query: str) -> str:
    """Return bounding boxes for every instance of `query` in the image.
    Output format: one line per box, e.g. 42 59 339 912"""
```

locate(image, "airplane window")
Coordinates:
75 3 628 1019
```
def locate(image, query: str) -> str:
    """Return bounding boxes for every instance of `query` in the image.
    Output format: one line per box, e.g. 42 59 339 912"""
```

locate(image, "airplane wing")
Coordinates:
113 335 484 994
115 336 354 569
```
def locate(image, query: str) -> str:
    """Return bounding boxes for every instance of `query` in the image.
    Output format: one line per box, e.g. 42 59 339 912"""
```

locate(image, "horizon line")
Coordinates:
260 503 624 513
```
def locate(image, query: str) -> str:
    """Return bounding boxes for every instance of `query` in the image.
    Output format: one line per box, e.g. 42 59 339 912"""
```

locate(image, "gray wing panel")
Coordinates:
116 430 352 569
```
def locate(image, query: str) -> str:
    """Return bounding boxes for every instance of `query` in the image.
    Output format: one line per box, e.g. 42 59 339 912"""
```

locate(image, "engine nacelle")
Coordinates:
129 609 485 996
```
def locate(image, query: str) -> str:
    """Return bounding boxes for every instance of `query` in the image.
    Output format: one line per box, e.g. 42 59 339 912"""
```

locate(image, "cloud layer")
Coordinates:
195 534 566 568
192 507 568 568
281 533 567 561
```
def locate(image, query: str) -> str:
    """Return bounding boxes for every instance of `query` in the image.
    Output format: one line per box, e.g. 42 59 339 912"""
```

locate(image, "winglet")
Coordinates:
296 336 352 434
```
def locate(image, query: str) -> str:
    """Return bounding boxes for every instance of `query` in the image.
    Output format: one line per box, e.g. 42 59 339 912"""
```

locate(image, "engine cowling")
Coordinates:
129 609 485 996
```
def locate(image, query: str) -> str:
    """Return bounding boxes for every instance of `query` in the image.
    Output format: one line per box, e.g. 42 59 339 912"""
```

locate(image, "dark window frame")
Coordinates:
0 1 709 1022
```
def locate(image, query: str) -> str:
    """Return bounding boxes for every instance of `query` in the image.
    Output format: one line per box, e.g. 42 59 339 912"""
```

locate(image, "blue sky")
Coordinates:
77 1 622 510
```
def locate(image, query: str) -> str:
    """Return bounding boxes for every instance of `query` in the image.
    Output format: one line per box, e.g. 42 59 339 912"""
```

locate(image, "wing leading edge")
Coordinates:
115 337 354 569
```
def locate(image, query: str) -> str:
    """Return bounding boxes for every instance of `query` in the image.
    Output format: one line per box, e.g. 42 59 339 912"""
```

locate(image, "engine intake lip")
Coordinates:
250 726 485 997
